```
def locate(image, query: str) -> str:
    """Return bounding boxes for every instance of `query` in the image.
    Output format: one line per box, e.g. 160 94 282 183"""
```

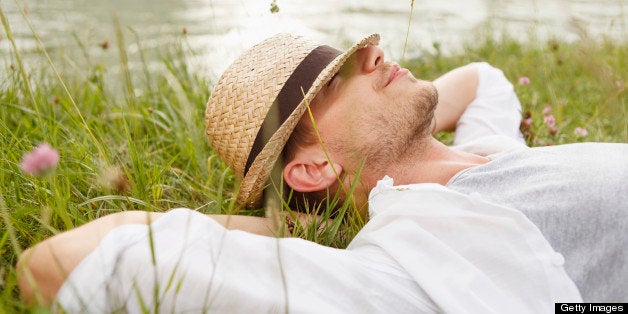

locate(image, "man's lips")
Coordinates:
385 64 408 87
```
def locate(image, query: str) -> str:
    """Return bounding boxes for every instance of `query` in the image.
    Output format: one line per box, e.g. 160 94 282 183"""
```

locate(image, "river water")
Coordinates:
1 0 626 83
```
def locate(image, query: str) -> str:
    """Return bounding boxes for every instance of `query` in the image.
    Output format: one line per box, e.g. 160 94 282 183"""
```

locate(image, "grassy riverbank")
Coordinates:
1 24 626 311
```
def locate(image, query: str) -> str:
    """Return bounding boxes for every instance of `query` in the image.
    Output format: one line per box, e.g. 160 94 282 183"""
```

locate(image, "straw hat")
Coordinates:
205 33 380 207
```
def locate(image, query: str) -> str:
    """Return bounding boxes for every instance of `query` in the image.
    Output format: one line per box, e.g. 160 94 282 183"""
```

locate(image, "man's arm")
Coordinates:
432 62 525 149
431 64 479 134
17 211 163 305
17 210 313 306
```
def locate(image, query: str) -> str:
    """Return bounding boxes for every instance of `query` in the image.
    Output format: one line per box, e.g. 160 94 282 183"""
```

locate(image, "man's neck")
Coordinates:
376 137 489 186
346 137 489 209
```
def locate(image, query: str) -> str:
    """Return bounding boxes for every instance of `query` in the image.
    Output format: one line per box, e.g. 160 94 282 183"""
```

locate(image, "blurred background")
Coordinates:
1 0 626 84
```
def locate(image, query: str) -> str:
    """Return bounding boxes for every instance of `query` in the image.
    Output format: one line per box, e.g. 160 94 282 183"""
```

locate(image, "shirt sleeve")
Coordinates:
452 62 526 151
54 208 435 313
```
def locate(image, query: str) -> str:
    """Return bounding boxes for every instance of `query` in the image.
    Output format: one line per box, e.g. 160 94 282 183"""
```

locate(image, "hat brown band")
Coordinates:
244 45 342 175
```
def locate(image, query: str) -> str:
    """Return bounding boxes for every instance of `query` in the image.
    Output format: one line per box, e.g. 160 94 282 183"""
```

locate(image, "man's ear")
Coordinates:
284 158 342 193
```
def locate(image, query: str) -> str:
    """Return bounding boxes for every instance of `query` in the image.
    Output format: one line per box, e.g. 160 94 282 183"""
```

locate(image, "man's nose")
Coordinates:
356 45 384 74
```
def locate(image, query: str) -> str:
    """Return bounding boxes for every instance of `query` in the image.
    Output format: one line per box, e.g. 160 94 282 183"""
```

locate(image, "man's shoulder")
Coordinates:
367 176 516 218
451 134 527 157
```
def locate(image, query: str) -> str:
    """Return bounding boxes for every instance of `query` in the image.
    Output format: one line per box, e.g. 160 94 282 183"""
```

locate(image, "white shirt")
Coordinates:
56 180 581 313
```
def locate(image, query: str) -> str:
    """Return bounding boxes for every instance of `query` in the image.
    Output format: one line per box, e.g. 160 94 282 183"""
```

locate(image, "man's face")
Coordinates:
307 45 438 177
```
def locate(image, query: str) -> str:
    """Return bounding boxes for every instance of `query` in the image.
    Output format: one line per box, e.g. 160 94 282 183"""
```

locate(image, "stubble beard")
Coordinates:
320 82 439 208
345 81 439 177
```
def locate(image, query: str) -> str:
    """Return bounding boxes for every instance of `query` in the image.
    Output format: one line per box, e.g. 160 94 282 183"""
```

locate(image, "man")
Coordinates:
205 33 627 302
18 33 624 312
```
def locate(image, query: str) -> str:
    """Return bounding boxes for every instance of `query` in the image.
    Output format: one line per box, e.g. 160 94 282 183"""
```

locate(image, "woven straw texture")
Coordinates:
206 33 380 207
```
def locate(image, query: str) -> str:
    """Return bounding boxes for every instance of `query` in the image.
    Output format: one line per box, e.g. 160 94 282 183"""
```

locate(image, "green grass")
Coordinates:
1 10 627 313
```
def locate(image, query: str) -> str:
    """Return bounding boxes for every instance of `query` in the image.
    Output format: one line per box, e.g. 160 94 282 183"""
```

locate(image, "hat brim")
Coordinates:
236 33 381 207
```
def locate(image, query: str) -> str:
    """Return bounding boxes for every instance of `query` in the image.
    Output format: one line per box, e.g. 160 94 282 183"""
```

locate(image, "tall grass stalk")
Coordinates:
0 7 35 106
401 0 415 63
113 13 135 106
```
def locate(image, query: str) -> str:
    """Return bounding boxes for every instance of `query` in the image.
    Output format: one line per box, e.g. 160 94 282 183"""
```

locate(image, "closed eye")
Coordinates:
327 72 339 88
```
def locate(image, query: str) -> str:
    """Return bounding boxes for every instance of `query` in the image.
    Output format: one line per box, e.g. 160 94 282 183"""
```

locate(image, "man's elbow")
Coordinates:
16 245 59 306
17 247 38 304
